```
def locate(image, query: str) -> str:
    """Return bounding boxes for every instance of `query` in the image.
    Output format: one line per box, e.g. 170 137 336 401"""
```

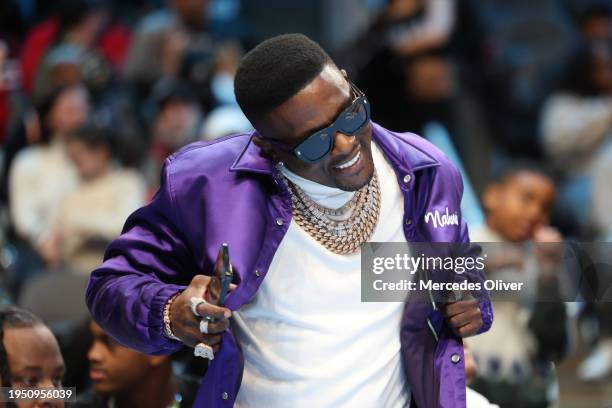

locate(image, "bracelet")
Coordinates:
163 292 182 341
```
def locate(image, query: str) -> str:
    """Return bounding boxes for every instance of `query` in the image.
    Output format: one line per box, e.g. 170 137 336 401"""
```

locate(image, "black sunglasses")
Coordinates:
265 81 371 164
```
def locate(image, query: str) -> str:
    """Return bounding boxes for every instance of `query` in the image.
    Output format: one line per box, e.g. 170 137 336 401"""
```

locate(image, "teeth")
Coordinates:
335 151 361 169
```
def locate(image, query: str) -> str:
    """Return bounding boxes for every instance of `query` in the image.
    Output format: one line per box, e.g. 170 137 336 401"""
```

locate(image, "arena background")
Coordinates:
0 0 611 407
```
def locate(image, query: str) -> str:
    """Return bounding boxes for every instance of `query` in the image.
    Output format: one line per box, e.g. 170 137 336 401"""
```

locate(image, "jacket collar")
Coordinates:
229 131 276 175
369 122 440 173
229 122 439 175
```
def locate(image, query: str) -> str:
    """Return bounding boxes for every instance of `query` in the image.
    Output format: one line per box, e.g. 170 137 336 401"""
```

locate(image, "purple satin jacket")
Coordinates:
86 122 493 408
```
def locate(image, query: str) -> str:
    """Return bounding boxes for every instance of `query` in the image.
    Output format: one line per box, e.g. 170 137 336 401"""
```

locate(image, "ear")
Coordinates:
252 136 279 162
340 68 348 78
482 184 501 214
101 146 112 161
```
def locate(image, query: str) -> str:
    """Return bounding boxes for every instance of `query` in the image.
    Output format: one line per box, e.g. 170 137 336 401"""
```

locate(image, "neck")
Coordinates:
52 133 66 144
83 165 111 182
485 218 499 233
485 218 511 241
115 365 176 408
279 165 356 210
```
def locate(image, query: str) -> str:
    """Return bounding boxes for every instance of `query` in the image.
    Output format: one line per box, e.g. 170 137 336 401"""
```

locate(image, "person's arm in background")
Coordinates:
389 0 456 56
541 93 612 160
40 171 147 266
85 159 194 355
9 150 47 244
528 227 568 362
69 170 147 240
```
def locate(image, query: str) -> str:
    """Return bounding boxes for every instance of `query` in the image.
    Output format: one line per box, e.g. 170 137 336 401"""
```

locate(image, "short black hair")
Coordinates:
490 159 555 185
234 33 333 120
36 84 89 143
0 306 44 392
560 42 608 97
574 0 612 24
67 124 115 152
150 77 198 111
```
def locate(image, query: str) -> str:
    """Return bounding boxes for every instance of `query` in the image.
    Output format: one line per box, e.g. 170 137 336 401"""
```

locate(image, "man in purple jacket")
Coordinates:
86 34 492 407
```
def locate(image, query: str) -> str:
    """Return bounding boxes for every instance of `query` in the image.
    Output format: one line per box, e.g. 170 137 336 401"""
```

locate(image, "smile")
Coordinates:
334 150 361 170
89 369 108 381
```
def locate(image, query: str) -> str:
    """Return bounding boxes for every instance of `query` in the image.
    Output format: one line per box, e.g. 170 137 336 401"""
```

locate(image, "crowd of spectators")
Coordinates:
0 0 611 407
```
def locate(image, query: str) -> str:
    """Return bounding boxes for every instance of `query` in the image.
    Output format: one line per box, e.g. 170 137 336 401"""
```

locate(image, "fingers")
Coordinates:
188 274 233 316
181 331 223 348
200 333 222 346
443 298 483 338
534 226 562 242
192 334 222 347
178 309 229 349
190 274 212 291
173 273 239 356
447 307 480 329
204 319 230 333
205 269 238 302
184 315 230 334
195 300 232 320
443 298 478 318
454 321 482 338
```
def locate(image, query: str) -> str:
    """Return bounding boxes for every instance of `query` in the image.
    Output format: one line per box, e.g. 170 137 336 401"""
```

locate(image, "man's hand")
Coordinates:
169 274 234 352
442 297 483 338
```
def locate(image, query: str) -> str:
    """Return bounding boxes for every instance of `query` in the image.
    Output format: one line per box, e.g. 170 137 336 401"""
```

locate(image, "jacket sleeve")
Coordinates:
451 163 493 334
85 158 195 355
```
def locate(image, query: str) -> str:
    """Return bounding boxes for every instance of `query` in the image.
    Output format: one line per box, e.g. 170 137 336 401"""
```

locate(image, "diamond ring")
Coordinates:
194 342 214 360
190 297 206 317
200 319 209 334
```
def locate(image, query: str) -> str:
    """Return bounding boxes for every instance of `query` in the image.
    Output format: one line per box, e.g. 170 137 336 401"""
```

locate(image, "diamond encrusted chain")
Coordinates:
280 171 381 255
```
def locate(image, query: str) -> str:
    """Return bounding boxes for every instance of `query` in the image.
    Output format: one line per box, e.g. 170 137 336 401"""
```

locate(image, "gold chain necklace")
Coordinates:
280 171 381 255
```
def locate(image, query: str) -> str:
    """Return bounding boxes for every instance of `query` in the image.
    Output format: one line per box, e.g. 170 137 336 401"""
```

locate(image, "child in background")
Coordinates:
465 162 567 408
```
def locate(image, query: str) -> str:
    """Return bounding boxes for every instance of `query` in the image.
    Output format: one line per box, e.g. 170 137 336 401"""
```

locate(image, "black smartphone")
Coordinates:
216 243 233 306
